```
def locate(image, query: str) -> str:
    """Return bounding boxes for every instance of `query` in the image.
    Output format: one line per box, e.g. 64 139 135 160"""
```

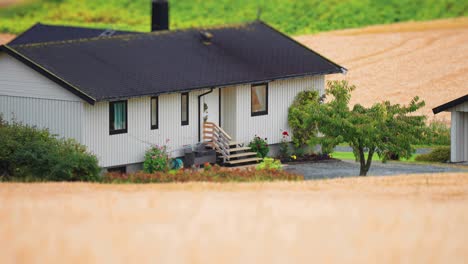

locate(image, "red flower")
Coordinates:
282 131 289 137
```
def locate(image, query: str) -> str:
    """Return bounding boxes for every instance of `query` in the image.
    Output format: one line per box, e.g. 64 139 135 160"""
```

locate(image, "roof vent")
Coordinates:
99 29 116 37
200 31 213 45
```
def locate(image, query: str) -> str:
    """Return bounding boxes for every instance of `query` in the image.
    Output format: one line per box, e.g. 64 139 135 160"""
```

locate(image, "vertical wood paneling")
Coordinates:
448 101 468 112
451 111 468 162
77 75 324 167
0 54 81 102
83 91 207 167
233 75 325 145
0 95 83 141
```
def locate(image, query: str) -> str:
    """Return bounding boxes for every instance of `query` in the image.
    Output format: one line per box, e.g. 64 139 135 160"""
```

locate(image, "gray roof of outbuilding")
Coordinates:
3 21 346 104
433 94 468 114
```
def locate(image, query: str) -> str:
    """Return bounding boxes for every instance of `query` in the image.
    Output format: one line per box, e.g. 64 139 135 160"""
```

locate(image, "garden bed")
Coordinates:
103 165 303 183
280 153 336 164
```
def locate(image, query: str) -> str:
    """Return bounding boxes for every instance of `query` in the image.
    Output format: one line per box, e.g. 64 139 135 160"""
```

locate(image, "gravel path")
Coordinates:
284 160 468 179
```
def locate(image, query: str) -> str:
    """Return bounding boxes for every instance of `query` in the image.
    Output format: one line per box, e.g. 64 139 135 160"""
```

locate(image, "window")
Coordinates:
109 100 127 135
251 83 268 116
181 92 189 126
151 96 158 130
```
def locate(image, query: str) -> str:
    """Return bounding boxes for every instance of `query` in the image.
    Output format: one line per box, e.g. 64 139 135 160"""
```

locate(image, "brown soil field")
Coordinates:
1 173 468 263
296 17 468 122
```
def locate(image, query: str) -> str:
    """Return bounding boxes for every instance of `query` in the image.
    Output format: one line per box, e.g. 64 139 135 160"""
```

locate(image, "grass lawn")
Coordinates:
1 173 467 263
332 151 418 162
1 0 467 34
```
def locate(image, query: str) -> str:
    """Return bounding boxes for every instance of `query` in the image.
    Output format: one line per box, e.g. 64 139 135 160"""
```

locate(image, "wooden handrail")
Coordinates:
203 122 232 162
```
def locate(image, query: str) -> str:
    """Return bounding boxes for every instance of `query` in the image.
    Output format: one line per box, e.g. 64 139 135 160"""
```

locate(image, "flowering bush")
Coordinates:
256 158 283 171
103 165 302 183
143 144 171 173
279 130 290 160
248 135 269 158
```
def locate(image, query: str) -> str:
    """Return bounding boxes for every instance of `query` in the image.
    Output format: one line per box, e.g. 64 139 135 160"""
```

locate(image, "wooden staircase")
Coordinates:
203 122 262 166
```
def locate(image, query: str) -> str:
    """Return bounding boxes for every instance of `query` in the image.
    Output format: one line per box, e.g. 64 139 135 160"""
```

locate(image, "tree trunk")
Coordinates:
358 147 367 176
359 148 375 176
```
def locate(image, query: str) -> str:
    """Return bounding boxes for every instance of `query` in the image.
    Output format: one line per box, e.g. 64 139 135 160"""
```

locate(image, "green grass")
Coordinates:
332 151 418 162
1 0 467 35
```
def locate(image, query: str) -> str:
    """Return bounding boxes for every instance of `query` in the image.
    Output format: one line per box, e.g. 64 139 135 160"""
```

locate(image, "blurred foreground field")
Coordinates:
1 173 468 263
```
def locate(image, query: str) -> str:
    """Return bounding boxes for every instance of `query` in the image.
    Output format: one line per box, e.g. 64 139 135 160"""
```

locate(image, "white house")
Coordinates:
433 95 468 163
0 0 346 172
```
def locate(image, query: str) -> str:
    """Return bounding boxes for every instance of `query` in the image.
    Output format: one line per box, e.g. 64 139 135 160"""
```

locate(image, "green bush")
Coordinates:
248 136 269 158
256 158 282 171
288 90 322 148
418 120 451 146
415 146 450 163
0 117 100 181
143 145 170 173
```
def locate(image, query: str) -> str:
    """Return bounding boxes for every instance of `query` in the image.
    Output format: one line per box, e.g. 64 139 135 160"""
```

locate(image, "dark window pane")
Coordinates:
181 93 189 125
151 97 158 129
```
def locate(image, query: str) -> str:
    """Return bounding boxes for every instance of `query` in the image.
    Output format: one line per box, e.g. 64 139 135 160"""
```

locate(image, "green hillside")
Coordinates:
1 0 467 35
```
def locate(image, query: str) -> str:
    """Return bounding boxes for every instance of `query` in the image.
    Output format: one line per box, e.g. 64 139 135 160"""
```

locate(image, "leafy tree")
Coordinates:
306 80 426 176
288 90 323 148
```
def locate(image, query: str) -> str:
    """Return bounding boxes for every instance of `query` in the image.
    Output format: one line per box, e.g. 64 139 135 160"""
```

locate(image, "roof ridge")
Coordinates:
10 21 259 48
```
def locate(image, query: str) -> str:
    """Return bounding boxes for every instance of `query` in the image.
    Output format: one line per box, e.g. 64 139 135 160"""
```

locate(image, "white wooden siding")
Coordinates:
0 53 84 141
0 53 81 102
451 111 468 162
83 91 208 167
227 75 325 145
447 101 468 112
0 95 83 140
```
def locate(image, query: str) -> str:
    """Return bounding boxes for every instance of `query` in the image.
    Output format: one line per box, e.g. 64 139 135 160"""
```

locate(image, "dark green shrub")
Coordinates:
418 120 450 146
143 145 170 173
415 146 450 163
0 117 100 181
288 90 322 148
248 135 269 158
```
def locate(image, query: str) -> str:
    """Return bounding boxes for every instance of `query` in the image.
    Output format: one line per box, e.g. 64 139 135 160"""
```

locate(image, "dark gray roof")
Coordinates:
433 94 468 114
8 23 139 45
3 21 345 104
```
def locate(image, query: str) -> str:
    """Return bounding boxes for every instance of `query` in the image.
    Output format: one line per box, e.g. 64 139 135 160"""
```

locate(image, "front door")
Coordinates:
199 88 220 142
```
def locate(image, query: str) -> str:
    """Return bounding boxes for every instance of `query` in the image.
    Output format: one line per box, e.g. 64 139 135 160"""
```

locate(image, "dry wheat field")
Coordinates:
1 173 468 264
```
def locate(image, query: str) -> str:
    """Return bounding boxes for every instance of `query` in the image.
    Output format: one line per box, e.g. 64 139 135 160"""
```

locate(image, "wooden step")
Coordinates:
227 152 257 159
225 157 262 165
229 141 243 146
227 147 251 152
216 147 251 154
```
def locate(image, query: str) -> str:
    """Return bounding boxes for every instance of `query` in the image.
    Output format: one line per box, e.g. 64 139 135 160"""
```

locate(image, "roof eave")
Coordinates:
0 45 96 105
95 70 340 102
433 94 468 114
